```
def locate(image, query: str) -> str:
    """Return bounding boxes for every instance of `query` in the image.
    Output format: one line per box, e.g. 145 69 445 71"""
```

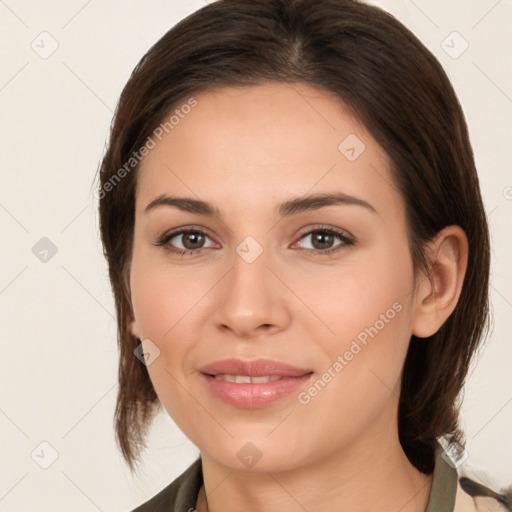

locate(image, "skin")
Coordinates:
129 82 468 512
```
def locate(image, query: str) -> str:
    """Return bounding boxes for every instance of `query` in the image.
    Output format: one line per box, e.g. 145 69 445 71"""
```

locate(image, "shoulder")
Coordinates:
454 477 500 512
130 457 203 512
453 466 511 512
434 441 510 512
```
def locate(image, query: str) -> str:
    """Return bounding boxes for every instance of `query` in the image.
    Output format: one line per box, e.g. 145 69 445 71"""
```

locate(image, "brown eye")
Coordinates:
155 228 216 255
310 231 337 250
180 232 206 250
296 227 354 255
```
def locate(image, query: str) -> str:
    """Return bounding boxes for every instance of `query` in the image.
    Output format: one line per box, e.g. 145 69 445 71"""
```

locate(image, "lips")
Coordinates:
198 358 312 378
198 358 314 409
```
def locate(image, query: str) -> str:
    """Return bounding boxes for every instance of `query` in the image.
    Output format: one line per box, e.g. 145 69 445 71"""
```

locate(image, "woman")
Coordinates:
96 0 510 510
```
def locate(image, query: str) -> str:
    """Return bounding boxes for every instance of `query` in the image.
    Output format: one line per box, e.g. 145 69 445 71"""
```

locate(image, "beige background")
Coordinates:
0 0 511 510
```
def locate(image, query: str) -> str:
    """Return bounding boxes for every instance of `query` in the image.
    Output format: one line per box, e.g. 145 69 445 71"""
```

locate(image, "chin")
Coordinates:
198 434 308 474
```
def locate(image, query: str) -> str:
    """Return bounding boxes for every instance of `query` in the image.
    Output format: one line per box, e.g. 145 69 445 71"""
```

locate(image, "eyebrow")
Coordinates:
144 191 377 217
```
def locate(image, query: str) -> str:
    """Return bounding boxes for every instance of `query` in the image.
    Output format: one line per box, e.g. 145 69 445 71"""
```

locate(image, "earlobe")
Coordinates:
412 226 468 338
129 319 142 340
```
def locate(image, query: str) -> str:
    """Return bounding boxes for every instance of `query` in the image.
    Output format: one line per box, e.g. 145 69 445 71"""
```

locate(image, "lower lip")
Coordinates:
200 373 314 409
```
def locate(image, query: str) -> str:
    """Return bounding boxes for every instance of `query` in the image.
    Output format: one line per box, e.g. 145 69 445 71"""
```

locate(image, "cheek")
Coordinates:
130 242 213 342
129 244 220 421
129 263 198 431
291 259 414 453
292 242 414 353
296 242 415 402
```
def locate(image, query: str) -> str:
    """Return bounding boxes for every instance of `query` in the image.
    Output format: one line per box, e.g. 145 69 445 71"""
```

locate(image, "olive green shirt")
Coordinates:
129 444 472 511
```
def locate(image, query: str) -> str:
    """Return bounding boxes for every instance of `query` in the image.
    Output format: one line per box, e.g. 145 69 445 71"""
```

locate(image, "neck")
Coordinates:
197 428 433 512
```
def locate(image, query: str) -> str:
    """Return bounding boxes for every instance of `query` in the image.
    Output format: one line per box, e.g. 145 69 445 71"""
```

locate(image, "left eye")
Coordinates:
295 228 353 254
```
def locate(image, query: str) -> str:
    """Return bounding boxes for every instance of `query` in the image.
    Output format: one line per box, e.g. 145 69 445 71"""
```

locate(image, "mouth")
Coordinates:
198 357 312 378
211 374 284 383
198 358 314 409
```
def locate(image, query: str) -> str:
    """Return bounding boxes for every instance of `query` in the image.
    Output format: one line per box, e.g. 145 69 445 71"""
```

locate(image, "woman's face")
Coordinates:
129 82 422 471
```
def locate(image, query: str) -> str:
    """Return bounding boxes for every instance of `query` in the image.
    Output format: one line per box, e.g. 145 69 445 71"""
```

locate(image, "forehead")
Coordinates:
136 82 402 219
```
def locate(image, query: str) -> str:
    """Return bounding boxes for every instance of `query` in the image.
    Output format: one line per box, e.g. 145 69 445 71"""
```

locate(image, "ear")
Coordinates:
128 318 142 340
123 264 142 340
412 225 468 338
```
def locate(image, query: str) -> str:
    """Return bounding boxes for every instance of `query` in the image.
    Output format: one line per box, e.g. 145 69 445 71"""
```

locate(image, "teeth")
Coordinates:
214 374 282 383
251 376 275 383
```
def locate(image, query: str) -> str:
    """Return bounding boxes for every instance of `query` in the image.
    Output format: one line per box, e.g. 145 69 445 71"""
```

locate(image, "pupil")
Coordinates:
184 232 203 249
313 232 333 250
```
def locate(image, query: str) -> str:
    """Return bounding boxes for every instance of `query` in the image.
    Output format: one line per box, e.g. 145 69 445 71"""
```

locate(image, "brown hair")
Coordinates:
97 0 490 475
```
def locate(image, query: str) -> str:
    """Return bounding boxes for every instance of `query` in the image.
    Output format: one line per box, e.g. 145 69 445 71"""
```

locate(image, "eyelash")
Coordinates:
154 225 355 258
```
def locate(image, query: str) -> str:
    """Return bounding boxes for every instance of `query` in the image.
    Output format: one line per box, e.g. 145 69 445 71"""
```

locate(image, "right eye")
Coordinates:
154 228 217 256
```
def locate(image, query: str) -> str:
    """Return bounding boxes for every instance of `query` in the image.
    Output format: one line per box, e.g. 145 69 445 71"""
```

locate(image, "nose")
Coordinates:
212 243 292 339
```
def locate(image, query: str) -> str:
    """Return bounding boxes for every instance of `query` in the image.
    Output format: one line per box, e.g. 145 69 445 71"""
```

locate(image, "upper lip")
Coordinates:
198 358 312 377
